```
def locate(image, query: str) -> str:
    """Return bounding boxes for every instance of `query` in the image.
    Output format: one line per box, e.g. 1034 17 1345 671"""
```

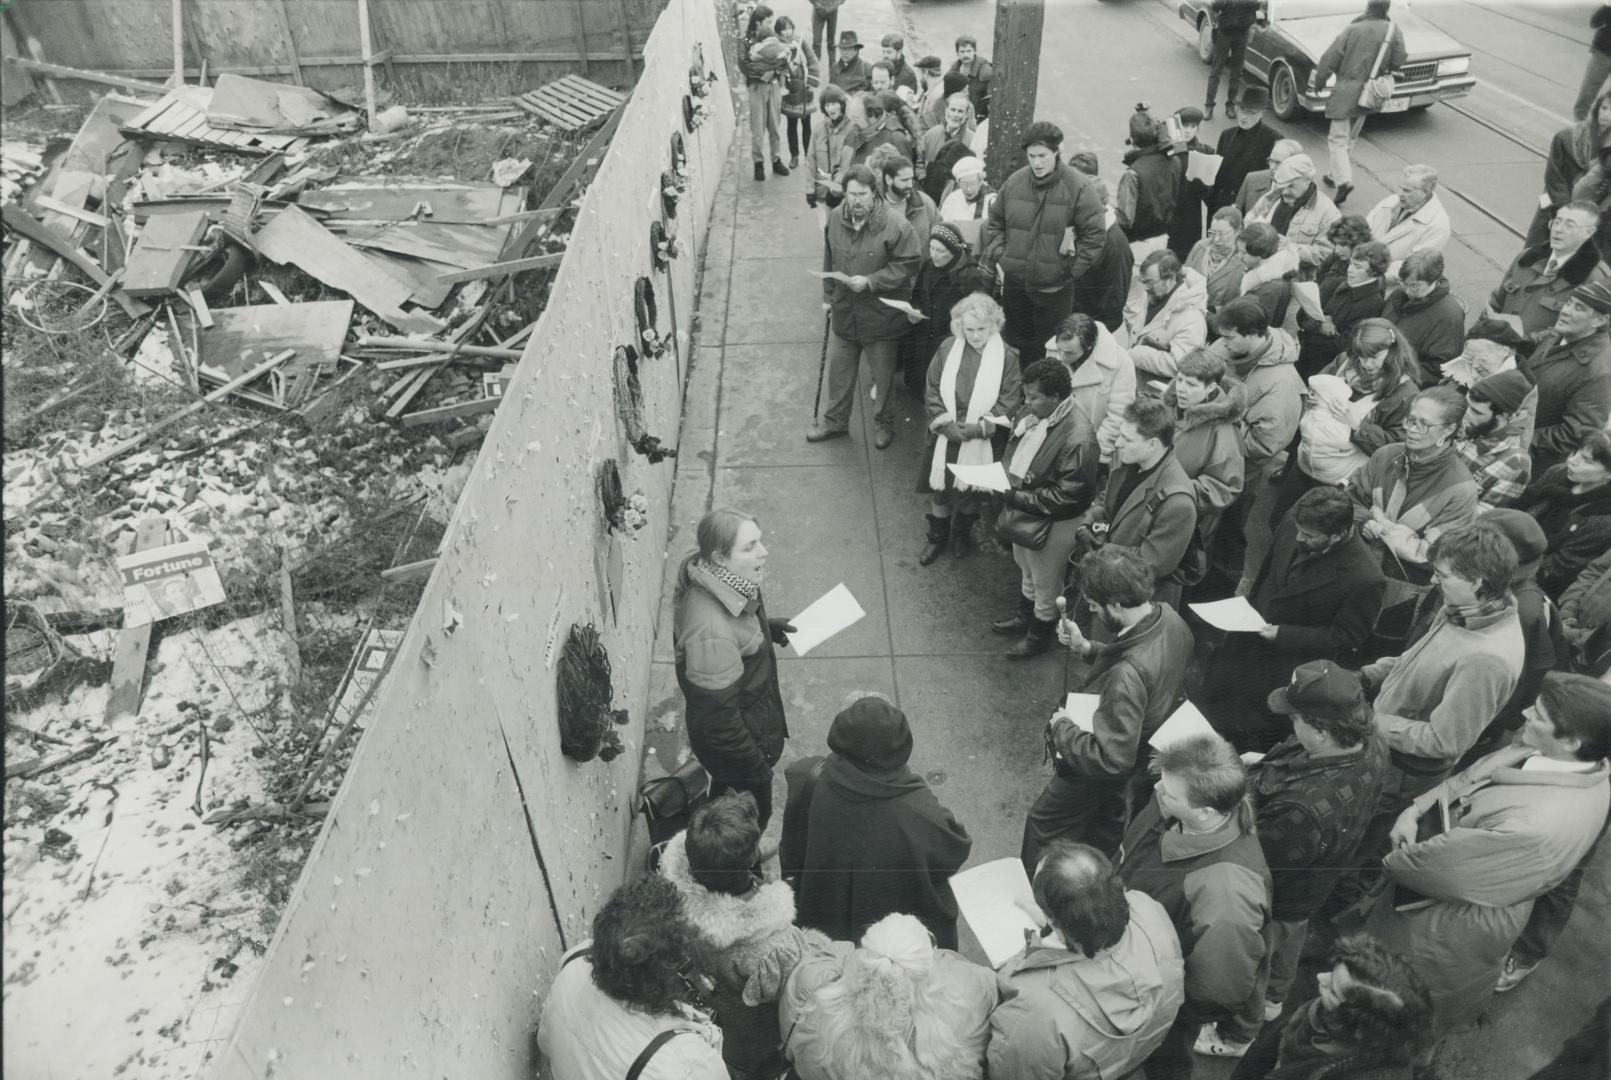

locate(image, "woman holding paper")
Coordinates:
918 290 1022 564
674 507 793 828
984 358 1100 659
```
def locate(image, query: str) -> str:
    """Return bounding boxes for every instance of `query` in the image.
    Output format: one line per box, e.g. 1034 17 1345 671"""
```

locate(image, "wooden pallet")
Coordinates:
121 91 309 155
513 74 626 133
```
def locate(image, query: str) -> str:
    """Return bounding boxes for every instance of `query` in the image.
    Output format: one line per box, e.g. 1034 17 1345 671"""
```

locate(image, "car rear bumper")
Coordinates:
1301 75 1476 112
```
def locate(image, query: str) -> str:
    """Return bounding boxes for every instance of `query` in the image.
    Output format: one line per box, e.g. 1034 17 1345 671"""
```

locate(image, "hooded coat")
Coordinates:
1382 280 1466 383
1185 237 1247 312
1162 376 1247 543
1121 266 1210 377
1365 746 1610 1036
983 158 1108 289
1314 14 1406 121
1054 321 1138 463
1205 326 1304 478
1518 464 1611 599
659 833 834 1075
989 891 1186 1080
781 699 973 949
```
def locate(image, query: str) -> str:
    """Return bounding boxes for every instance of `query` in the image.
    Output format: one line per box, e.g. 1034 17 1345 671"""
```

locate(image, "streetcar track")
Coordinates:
1449 0 1591 49
1439 100 1548 160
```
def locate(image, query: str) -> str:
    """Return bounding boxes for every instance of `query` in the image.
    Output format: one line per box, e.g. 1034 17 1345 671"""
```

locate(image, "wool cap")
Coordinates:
1471 369 1531 414
1238 85 1270 111
1022 119 1064 151
1572 281 1611 315
942 71 969 98
828 696 914 772
1481 509 1548 568
950 155 986 180
881 32 904 50
930 222 968 257
1128 107 1159 147
915 54 943 72
1272 153 1317 185
1175 106 1205 126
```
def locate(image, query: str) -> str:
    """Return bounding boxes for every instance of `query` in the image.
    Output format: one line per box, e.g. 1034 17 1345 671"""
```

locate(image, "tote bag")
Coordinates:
1357 25 1398 111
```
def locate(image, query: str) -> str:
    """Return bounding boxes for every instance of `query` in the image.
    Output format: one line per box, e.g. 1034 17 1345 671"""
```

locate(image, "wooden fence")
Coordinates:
3 0 664 99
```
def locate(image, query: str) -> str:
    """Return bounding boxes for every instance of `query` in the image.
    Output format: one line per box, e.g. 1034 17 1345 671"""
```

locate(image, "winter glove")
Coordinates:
768 619 798 647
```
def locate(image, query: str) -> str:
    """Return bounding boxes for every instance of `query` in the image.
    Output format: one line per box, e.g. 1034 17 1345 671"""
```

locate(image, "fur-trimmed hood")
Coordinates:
1165 376 1246 433
659 831 828 1005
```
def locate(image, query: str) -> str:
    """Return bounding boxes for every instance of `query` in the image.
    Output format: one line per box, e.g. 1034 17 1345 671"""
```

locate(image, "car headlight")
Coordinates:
1437 57 1470 76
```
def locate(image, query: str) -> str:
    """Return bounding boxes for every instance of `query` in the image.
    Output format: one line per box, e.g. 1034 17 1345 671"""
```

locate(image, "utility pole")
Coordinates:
985 0 1045 185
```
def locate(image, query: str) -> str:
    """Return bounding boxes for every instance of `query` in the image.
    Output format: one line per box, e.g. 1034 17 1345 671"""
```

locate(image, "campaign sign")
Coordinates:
117 540 226 627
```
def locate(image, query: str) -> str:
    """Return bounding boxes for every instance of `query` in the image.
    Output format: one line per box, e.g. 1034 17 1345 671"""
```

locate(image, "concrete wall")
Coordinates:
208 1 735 1074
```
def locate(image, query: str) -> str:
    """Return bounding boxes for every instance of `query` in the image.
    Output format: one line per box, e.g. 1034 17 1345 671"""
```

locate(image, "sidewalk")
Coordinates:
643 1 1065 948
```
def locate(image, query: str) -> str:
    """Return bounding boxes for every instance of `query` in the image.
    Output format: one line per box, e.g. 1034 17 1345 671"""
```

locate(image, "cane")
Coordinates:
812 308 831 422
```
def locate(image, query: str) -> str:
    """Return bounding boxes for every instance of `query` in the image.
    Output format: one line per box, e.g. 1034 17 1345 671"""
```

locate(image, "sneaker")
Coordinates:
1494 953 1539 993
1194 1025 1252 1058
1334 182 1354 207
754 162 766 181
1264 1000 1283 1022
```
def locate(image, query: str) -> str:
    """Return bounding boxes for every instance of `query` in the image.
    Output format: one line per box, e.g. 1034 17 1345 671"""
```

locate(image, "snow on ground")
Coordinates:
4 614 305 1079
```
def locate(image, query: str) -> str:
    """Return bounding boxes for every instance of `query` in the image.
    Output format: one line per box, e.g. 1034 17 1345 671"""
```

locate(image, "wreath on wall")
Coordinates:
689 42 716 98
599 459 648 538
613 344 677 463
556 623 629 762
636 276 670 360
650 220 681 271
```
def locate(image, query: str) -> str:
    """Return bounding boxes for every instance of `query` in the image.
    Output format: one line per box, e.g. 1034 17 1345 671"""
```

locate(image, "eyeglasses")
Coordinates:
1403 416 1449 432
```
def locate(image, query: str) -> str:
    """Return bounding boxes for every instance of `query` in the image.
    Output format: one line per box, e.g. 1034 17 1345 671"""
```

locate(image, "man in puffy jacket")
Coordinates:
983 120 1108 361
1121 250 1209 378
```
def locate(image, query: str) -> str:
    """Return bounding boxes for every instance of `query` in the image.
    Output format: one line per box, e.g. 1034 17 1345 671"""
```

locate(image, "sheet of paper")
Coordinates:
1149 699 1218 751
809 270 854 283
947 460 1011 492
879 297 927 319
949 857 1063 968
1185 150 1223 185
1188 596 1269 633
1293 280 1324 320
1060 693 1102 733
789 583 866 657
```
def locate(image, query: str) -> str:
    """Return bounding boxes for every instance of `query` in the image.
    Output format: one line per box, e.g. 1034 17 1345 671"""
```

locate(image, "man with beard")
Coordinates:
1200 487 1386 754
878 33 919 93
880 154 940 249
1210 87 1280 214
1454 370 1535 510
917 94 976 202
1022 546 1194 866
810 165 922 448
983 120 1108 361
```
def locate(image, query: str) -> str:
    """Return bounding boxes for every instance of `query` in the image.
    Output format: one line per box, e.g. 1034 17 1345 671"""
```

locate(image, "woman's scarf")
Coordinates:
1008 394 1076 480
929 335 1006 490
696 557 759 601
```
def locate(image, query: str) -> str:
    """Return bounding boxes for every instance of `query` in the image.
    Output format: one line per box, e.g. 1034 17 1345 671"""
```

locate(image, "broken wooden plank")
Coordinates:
346 220 513 269
251 205 438 333
123 210 209 296
6 736 117 781
356 335 522 360
382 368 436 418
0 204 149 317
379 557 437 582
279 552 302 687
105 517 169 727
373 353 457 371
1 57 167 96
433 251 566 285
297 183 512 222
257 280 291 305
182 288 214 328
82 350 295 469
31 195 108 228
400 395 502 427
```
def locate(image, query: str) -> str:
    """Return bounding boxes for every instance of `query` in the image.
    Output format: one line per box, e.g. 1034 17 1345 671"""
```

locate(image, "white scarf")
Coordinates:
928 334 1006 490
1009 395 1076 479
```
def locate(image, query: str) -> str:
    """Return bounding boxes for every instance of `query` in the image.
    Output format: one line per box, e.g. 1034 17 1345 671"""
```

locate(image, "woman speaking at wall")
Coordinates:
674 507 793 829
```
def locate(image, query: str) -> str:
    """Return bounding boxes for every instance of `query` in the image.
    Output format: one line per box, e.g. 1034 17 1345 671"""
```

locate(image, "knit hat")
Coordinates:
1572 281 1611 315
1238 85 1270 111
1175 106 1205 126
1022 120 1063 151
942 71 969 99
915 54 943 72
930 222 968 257
877 90 904 114
827 696 913 772
950 155 986 180
1470 369 1531 414
881 32 904 51
1068 150 1099 177
1128 106 1159 147
1481 509 1548 570
1272 153 1317 185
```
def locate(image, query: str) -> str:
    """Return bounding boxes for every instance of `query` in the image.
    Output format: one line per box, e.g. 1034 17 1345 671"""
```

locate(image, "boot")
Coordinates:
992 595 1034 636
1203 102 1215 121
951 512 978 559
754 162 766 181
1005 615 1058 660
919 514 952 566
1225 100 1238 119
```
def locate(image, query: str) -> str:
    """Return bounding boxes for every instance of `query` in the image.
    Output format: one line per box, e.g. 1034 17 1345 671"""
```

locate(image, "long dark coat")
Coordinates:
1211 118 1281 213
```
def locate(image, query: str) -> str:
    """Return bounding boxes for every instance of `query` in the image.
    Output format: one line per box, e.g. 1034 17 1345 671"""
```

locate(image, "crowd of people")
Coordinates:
535 2 1611 1079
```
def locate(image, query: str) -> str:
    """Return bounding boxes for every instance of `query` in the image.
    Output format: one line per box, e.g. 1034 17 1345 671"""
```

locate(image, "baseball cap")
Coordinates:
1267 661 1366 716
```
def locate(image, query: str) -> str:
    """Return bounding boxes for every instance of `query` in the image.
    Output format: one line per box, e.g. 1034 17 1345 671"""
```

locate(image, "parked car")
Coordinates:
1177 0 1475 121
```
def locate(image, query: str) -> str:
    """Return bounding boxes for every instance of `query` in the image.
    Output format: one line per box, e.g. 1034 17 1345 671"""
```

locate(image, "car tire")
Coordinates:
1196 16 1214 64
1269 63 1301 121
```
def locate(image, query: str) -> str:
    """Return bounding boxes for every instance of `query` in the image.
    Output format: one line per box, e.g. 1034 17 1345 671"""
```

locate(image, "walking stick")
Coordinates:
812 308 830 422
